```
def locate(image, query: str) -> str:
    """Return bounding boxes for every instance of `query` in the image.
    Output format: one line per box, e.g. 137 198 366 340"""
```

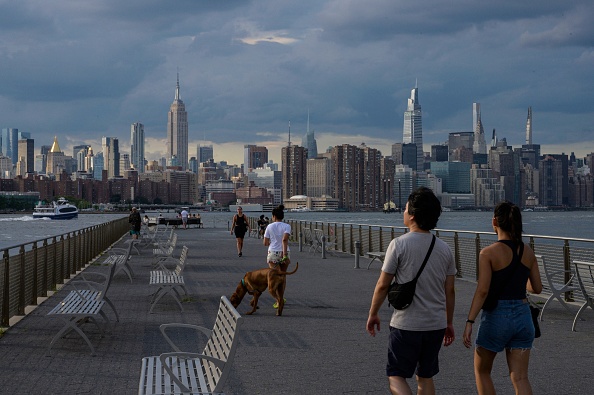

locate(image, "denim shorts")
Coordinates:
476 299 534 352
387 327 446 378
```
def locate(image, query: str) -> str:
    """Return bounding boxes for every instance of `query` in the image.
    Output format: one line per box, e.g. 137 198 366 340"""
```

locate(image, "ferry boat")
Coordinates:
32 197 79 219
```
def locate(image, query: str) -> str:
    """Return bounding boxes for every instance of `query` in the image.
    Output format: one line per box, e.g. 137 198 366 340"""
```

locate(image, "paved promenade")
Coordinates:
1 226 593 394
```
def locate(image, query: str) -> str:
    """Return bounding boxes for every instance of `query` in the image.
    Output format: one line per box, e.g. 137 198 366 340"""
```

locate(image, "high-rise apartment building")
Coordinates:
102 137 120 178
131 122 145 173
472 103 487 154
403 86 424 175
198 144 213 163
244 145 269 171
306 157 333 198
166 75 188 170
539 155 564 207
17 138 34 174
281 145 307 201
120 153 131 173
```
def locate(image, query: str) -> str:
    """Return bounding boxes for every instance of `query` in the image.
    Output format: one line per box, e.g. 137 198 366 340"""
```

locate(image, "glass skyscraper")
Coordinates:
403 86 424 176
131 122 145 173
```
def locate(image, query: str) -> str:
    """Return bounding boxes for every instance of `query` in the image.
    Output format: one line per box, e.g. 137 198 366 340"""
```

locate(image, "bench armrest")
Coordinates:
160 323 212 352
159 352 225 394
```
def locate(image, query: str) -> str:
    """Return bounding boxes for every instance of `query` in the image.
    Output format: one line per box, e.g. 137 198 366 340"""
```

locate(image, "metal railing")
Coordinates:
0 217 129 327
287 219 594 302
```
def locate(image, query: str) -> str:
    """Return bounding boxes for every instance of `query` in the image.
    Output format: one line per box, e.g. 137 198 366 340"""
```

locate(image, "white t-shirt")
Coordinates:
264 221 292 252
382 231 456 331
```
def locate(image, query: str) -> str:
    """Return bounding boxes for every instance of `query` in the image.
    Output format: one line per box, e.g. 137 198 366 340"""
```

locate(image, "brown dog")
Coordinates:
230 261 298 316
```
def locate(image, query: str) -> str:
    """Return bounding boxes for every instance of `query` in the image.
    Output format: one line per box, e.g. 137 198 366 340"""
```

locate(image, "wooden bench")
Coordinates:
138 296 243 395
366 251 386 269
46 260 118 356
149 246 189 314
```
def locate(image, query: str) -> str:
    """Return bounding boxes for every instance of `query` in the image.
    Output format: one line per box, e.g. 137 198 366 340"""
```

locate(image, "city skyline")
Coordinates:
0 1 593 165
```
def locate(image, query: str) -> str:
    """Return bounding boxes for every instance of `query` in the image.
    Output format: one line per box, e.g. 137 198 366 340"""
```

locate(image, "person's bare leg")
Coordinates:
388 376 412 395
506 348 533 395
416 376 435 395
474 347 497 395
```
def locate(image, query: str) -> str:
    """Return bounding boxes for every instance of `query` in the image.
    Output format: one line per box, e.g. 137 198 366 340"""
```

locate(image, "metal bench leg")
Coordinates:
47 317 97 356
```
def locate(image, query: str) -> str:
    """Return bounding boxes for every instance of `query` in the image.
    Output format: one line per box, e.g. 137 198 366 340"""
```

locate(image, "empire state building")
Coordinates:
167 74 188 170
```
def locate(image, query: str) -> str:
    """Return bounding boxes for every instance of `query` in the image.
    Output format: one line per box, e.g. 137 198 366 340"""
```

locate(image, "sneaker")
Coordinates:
273 298 287 309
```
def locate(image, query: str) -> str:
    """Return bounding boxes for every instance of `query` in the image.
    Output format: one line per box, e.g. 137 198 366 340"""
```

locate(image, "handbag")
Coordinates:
528 297 542 338
388 235 436 310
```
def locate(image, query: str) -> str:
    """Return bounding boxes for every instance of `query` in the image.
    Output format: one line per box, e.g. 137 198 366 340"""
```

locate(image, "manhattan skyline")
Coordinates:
0 1 592 165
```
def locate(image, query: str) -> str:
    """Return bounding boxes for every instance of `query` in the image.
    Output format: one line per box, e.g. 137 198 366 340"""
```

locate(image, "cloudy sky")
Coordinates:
1 0 593 165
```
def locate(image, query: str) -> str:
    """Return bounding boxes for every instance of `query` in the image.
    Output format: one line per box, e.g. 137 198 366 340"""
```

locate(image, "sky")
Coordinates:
1 0 593 166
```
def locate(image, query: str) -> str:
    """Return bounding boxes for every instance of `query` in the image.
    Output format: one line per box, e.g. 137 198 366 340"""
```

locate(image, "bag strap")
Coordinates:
413 234 436 281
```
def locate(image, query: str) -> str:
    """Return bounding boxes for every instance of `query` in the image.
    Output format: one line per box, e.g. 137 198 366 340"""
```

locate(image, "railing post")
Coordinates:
42 239 48 297
454 232 461 278
299 230 303 252
2 250 10 326
564 239 573 301
322 235 327 259
31 242 38 306
18 245 26 315
354 240 361 269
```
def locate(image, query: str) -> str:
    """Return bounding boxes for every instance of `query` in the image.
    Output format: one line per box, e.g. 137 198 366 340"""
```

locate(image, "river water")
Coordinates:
1 210 592 251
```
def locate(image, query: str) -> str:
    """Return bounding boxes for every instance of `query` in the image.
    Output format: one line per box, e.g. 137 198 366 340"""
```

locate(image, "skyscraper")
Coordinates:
131 122 145 173
102 137 120 178
281 145 307 201
1 128 18 164
17 138 34 174
244 145 268 171
46 136 66 175
403 85 424 175
472 103 487 154
167 74 188 170
198 144 213 163
525 106 533 145
301 111 318 159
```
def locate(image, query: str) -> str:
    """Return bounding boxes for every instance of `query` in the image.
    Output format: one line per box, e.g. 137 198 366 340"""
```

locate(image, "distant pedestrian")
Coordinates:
257 215 268 239
128 207 142 240
463 201 542 395
367 187 456 395
181 209 189 229
230 207 249 257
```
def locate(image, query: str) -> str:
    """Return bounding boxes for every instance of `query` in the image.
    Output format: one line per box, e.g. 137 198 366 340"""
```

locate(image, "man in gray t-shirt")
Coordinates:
367 187 456 395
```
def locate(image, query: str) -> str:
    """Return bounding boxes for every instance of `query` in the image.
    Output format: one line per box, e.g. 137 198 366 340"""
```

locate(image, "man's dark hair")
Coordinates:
406 187 442 230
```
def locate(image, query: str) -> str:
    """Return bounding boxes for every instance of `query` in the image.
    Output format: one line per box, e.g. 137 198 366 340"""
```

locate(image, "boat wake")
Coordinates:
0 216 50 222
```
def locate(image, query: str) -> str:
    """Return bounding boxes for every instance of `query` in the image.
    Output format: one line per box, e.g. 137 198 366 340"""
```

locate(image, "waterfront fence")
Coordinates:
0 217 129 327
287 220 594 304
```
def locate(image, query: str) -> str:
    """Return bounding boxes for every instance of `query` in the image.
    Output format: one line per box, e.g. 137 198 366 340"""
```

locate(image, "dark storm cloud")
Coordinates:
0 0 592 161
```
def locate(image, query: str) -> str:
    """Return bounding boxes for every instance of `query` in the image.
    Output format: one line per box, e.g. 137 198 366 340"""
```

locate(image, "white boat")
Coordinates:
290 206 311 212
32 197 79 220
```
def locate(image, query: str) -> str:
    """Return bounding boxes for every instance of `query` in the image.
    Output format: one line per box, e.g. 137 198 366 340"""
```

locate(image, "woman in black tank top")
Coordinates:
462 201 542 394
230 207 250 257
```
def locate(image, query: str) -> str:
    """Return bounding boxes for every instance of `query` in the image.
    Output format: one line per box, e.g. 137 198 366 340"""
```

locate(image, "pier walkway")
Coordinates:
1 227 593 394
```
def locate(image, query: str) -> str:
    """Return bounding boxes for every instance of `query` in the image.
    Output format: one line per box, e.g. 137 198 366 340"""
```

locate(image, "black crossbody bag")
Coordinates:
388 235 436 310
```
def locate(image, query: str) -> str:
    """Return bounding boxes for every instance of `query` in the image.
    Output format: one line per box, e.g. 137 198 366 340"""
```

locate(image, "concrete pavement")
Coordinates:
1 226 593 394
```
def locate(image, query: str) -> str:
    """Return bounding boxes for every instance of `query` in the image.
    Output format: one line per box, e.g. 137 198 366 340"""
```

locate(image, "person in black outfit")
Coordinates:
128 207 142 239
463 201 542 394
257 215 268 239
230 207 250 256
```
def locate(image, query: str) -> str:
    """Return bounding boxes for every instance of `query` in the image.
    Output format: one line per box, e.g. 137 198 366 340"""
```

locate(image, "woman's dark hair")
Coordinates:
494 201 523 244
272 205 285 220
406 187 442 231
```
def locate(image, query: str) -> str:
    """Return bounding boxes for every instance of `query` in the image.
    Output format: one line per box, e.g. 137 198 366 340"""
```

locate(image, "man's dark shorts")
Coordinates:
387 327 446 378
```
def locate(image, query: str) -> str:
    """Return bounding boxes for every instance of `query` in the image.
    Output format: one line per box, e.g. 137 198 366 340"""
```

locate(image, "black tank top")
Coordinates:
489 240 530 300
235 214 246 229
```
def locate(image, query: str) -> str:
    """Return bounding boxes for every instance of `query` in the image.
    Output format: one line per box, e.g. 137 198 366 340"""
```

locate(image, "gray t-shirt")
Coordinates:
382 231 456 331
